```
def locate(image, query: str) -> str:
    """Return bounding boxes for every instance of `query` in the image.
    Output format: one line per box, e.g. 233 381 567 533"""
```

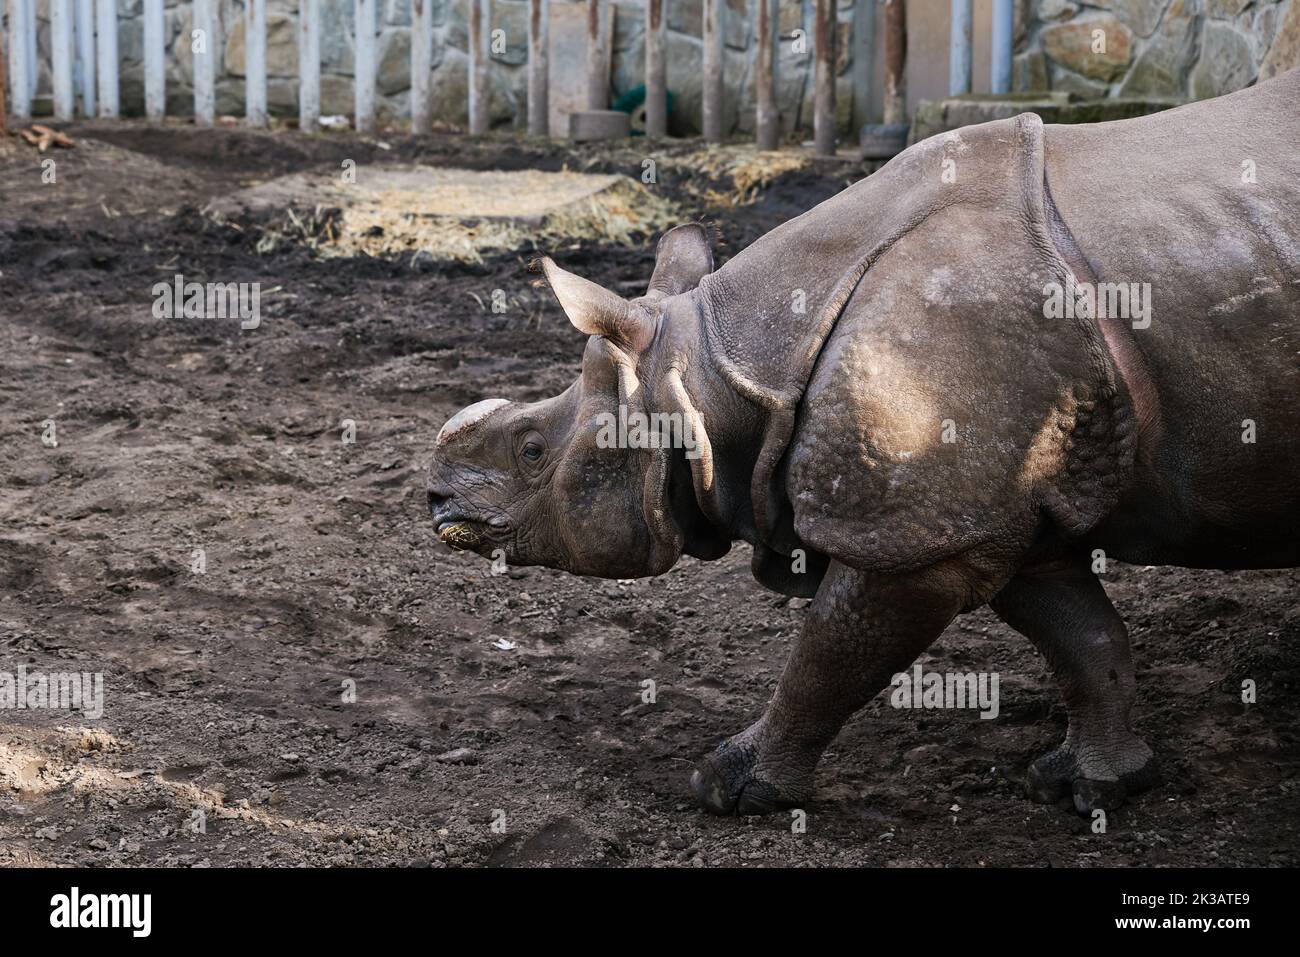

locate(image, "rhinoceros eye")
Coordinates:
518 430 547 467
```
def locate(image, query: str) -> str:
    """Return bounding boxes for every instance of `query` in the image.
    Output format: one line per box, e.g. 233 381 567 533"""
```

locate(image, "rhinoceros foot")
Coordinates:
1025 738 1160 815
689 724 814 816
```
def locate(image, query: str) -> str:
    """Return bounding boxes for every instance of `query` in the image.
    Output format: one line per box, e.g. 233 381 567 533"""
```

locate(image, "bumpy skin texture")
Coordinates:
429 71 1300 818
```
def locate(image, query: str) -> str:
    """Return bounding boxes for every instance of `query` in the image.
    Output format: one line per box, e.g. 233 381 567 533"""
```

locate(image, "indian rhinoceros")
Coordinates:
427 71 1300 816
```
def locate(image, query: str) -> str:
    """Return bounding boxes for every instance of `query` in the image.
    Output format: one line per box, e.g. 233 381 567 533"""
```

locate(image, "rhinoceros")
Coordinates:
427 71 1300 816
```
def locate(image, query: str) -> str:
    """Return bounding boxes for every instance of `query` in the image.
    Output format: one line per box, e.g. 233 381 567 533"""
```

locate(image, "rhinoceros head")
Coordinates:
427 224 725 579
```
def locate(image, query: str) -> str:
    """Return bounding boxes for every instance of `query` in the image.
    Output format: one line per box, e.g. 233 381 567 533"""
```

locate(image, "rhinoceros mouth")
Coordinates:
437 520 484 550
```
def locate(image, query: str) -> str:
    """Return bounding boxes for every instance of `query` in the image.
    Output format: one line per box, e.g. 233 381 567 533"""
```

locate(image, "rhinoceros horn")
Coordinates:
540 257 656 352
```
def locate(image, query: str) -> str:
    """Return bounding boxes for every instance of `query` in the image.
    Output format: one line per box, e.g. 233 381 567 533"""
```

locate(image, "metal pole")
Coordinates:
949 0 972 95
991 0 1013 94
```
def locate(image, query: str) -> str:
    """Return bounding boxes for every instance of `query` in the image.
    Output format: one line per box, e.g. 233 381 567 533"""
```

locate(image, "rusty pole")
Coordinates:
882 0 906 125
813 0 836 156
702 0 723 141
528 0 549 135
756 0 777 149
645 0 666 137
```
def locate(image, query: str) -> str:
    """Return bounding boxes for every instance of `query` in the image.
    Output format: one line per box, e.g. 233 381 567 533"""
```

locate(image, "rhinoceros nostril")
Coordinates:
427 490 453 519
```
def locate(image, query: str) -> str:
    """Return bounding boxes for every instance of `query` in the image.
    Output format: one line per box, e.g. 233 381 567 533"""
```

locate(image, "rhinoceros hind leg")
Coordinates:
991 559 1159 814
691 560 971 816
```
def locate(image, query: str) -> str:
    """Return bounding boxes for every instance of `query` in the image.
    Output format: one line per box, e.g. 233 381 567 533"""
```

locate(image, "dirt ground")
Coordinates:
1 121 1297 868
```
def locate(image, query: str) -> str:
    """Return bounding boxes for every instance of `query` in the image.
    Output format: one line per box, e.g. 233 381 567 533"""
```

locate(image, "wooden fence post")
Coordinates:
644 0 665 137
755 0 777 149
95 0 119 118
882 0 905 124
144 0 165 120
468 0 489 134
75 0 95 116
411 0 432 133
299 0 320 131
194 0 216 126
851 0 874 132
813 0 835 155
527 0 548 136
8 0 32 120
355 0 376 133
246 0 267 126
702 0 722 141
52 0 75 120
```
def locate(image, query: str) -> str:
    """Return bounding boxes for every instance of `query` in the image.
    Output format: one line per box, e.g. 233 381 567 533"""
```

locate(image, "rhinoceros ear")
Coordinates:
541 257 655 351
647 223 713 299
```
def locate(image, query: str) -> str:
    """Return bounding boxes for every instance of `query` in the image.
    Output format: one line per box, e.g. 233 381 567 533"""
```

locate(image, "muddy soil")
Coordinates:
0 122 1296 868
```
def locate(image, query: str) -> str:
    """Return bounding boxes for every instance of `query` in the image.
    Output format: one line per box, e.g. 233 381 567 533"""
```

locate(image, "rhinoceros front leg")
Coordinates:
691 559 970 815
990 559 1159 814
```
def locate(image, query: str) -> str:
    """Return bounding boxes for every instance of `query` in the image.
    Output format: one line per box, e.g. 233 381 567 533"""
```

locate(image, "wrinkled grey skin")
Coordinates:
428 72 1300 816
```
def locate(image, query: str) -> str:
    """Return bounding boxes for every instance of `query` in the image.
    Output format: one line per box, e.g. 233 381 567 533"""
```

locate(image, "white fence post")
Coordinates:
75 0 95 117
194 0 216 126
95 0 119 117
299 0 320 132
245 0 267 126
23 0 35 92
144 0 165 121
411 0 432 134
527 0 547 136
7 0 32 119
52 0 75 120
354 0 376 133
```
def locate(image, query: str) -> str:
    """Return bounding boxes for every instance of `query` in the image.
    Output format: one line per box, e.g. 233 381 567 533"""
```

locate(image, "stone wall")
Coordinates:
1021 0 1299 100
10 0 1300 134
